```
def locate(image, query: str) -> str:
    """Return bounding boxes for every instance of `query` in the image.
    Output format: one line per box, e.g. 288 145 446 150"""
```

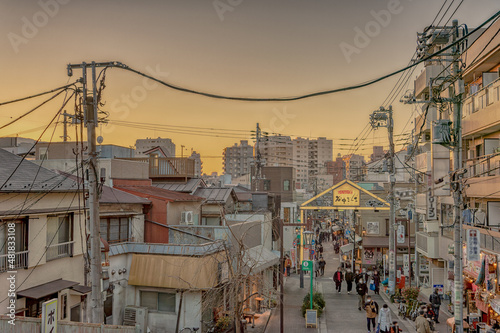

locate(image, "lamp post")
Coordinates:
303 231 314 309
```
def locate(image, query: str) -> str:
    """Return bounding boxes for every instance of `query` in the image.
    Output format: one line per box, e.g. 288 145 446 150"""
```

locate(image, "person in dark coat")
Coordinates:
333 267 344 293
372 270 381 295
345 268 355 294
318 256 326 276
356 279 368 311
429 288 441 323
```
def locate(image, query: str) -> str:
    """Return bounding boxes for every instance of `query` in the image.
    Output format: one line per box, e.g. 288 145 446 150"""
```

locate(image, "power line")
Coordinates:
111 12 500 102
0 82 77 107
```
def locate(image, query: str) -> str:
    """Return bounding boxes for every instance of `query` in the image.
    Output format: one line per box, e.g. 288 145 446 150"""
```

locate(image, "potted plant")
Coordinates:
301 292 326 317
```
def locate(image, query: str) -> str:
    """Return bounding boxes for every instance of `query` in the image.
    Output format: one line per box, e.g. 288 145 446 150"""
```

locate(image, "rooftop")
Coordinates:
0 149 79 192
116 185 203 202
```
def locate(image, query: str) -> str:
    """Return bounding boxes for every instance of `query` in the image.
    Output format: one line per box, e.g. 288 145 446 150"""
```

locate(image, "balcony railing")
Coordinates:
465 153 500 178
46 241 74 261
118 157 195 178
463 77 500 117
0 250 29 272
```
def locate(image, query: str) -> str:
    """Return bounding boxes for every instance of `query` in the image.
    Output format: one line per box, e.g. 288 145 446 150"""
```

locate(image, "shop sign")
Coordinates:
403 254 410 276
397 224 405 244
433 284 444 295
466 229 480 262
426 174 437 220
42 299 58 333
290 248 296 268
333 183 360 206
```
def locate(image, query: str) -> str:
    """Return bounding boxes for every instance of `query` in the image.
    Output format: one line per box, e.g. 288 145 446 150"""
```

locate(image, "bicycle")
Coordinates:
179 328 199 333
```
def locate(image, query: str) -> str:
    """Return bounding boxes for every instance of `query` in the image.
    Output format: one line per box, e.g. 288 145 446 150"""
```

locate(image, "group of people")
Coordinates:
360 295 402 333
332 267 382 296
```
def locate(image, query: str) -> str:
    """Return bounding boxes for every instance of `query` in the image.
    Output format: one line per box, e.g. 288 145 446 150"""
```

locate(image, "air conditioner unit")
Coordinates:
181 211 194 225
123 305 148 333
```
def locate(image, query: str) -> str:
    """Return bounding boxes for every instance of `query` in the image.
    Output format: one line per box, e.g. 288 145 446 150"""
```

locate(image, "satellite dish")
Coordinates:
97 136 104 144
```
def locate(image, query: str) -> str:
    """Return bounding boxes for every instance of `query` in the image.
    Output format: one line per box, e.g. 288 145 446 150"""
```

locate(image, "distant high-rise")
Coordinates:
135 137 176 157
189 151 202 177
223 140 254 178
260 135 333 190
370 146 385 162
342 154 365 181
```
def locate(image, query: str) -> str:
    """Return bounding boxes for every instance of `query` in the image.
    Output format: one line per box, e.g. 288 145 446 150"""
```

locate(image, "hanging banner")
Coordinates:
403 254 410 276
397 224 405 244
427 174 437 220
42 299 58 333
466 229 480 262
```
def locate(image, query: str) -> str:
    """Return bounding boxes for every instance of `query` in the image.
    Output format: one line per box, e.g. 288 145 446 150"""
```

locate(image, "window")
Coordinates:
46 215 73 261
141 291 176 312
283 180 290 191
0 220 28 272
263 180 271 191
100 217 130 243
283 207 290 223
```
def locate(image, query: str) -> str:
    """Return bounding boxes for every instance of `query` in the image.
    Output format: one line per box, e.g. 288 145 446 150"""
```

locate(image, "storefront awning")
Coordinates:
348 234 362 243
243 245 280 275
340 243 354 253
71 284 92 294
18 279 79 299
332 225 341 232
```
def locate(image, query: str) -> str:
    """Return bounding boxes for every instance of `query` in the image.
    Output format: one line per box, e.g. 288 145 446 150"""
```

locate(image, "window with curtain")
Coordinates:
100 217 130 243
46 215 72 261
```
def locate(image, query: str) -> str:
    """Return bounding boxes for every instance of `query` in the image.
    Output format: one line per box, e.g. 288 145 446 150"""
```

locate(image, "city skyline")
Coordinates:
1 0 497 173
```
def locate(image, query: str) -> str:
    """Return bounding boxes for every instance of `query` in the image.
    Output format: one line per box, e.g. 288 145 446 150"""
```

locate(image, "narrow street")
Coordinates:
266 237 452 333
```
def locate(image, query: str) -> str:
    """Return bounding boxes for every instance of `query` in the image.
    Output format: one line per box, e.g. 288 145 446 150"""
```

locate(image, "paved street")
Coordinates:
265 238 452 333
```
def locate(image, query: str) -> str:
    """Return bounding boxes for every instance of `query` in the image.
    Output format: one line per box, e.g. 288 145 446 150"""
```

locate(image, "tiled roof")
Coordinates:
100 186 151 204
116 185 203 202
0 149 79 192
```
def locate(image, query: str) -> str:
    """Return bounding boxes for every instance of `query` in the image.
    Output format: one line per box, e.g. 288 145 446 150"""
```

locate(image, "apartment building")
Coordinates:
342 154 365 182
189 150 203 177
135 137 176 157
223 140 254 178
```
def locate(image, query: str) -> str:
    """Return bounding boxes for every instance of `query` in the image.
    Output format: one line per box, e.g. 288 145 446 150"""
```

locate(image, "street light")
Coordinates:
303 231 314 260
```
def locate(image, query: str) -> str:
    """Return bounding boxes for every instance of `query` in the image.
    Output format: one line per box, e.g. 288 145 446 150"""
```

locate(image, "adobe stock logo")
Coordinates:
339 0 409 64
7 0 71 54
213 0 243 22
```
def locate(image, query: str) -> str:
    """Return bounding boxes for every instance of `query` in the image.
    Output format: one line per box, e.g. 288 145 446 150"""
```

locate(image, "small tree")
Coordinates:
401 286 420 302
301 292 325 317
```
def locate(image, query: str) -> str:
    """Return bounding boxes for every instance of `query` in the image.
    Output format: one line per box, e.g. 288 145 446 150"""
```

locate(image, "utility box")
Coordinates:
432 120 452 145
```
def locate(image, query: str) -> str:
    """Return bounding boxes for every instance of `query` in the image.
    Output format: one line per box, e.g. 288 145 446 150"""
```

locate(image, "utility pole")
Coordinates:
67 61 117 324
370 106 396 294
62 111 69 142
451 19 464 333
181 145 185 158
252 123 262 191
279 217 284 333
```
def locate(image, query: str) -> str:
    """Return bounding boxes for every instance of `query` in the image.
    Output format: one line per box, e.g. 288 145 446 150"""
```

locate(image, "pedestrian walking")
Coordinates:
333 267 344 293
389 321 402 333
364 296 378 333
415 310 431 333
345 268 355 294
429 288 441 323
285 255 292 276
377 304 392 333
319 256 326 276
356 279 368 311
372 270 381 295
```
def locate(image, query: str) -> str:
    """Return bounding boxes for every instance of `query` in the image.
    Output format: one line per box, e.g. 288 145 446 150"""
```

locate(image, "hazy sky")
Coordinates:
1 0 498 173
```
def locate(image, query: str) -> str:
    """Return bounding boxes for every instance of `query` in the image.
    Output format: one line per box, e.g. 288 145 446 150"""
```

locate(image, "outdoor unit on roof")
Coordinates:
123 305 148 333
181 211 194 225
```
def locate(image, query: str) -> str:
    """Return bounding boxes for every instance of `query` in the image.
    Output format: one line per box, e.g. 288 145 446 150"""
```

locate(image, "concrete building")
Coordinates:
223 140 254 178
292 137 309 189
0 137 36 157
326 154 345 184
370 146 385 162
135 137 176 157
189 150 202 177
308 137 333 177
261 135 293 167
342 154 365 182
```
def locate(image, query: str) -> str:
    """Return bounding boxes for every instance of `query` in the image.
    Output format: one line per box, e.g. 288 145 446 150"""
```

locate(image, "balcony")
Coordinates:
416 231 439 258
465 153 500 198
46 241 74 261
118 157 195 180
0 250 28 272
462 78 500 138
414 65 448 98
